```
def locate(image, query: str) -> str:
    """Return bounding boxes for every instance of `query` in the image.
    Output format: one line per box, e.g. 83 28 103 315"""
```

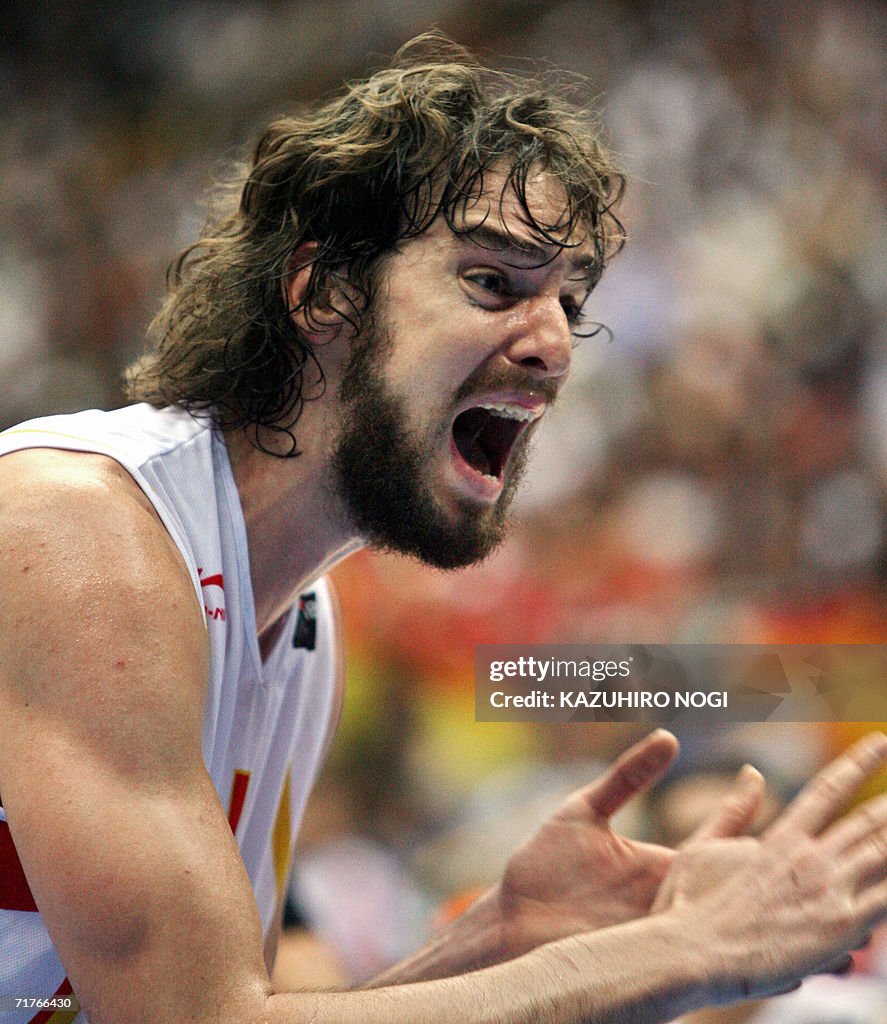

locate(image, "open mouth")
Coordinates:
451 402 536 480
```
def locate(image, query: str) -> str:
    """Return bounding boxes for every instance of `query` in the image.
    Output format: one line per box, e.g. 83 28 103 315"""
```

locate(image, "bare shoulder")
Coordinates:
0 445 169 540
0 446 209 775
0 446 197 604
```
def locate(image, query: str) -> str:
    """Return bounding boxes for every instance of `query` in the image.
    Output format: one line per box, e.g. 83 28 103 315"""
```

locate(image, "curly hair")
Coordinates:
126 32 626 455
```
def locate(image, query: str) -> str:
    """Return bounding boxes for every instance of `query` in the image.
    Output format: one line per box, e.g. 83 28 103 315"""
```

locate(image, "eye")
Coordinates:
560 296 584 326
463 269 517 306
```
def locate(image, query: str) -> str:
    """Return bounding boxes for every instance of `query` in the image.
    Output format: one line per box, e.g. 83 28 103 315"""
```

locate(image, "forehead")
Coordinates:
446 165 595 270
383 164 598 283
458 167 577 237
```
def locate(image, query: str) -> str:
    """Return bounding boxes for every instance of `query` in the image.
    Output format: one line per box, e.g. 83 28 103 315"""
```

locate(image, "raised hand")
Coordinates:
653 732 887 1005
492 730 765 957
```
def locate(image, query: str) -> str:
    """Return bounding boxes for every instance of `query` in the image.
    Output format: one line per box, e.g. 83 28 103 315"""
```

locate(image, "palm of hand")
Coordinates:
491 731 767 958
488 731 686 957
498 806 675 953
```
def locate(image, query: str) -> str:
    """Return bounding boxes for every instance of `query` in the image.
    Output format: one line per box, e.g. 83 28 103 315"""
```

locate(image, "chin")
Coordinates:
365 492 512 570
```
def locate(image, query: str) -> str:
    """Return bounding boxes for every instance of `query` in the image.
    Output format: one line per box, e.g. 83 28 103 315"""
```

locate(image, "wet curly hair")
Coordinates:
127 32 626 455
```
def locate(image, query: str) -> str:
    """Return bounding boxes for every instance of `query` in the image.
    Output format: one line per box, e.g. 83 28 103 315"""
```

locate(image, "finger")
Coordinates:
766 980 803 998
823 792 887 855
782 981 805 994
821 953 854 976
838 823 887 892
768 732 887 838
857 876 887 928
685 764 765 844
577 729 679 820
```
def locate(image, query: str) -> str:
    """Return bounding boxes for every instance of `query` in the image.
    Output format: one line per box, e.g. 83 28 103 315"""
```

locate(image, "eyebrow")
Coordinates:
458 222 597 277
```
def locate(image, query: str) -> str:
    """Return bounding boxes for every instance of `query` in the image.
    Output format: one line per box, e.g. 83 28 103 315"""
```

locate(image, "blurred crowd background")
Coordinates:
2 1 886 1018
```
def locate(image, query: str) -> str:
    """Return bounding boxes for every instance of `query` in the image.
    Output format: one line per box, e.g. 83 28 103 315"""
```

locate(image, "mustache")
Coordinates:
452 365 561 407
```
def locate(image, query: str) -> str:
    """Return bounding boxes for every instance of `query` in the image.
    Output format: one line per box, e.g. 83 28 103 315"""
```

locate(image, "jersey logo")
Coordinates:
198 568 226 623
198 571 224 591
292 592 317 650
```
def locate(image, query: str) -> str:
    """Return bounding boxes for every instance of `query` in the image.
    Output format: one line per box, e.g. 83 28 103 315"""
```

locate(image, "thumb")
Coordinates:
576 729 680 820
684 764 766 844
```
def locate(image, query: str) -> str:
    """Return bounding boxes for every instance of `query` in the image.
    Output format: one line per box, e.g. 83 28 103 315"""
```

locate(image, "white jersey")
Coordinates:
0 405 341 1022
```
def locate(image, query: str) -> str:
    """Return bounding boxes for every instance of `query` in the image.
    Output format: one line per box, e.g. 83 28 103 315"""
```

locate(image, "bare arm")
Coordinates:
1 450 886 1024
0 451 271 1019
0 453 698 1024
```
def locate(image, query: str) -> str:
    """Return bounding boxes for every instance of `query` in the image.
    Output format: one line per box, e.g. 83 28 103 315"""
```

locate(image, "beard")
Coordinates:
330 322 532 570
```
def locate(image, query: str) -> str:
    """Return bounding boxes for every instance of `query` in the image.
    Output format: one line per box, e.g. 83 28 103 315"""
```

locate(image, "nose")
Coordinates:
501 297 573 381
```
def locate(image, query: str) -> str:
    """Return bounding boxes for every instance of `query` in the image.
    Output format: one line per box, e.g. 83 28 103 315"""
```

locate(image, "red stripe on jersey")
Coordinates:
0 818 38 912
227 770 250 834
27 976 74 1024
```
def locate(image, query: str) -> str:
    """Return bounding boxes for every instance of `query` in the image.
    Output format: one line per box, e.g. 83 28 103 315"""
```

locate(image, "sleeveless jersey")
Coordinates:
0 404 341 1022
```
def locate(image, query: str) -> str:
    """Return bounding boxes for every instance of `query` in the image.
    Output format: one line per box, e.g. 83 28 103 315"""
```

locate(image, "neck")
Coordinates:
224 424 363 640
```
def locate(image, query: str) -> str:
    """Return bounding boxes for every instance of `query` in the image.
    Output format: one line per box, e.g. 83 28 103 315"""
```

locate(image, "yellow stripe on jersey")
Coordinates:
272 771 292 897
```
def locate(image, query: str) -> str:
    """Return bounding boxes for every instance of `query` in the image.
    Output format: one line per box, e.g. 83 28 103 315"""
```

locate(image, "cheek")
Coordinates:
381 333 473 405
380 277 505 397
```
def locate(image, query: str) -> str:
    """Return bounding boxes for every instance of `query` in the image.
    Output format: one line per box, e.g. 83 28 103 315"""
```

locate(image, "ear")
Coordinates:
283 242 358 340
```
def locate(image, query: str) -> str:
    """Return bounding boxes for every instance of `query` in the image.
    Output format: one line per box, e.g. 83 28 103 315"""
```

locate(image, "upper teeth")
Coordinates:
476 402 538 422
